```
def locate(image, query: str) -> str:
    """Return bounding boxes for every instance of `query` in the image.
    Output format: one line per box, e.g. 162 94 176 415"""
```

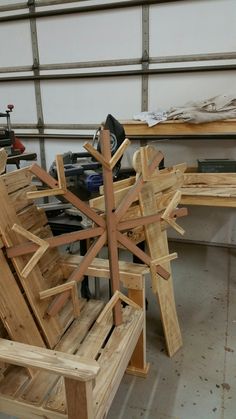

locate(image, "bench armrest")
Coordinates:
0 338 99 382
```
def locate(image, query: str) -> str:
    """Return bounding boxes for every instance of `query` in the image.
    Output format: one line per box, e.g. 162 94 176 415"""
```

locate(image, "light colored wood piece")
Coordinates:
94 307 144 419
137 180 182 357
27 155 67 199
12 223 50 278
0 248 45 348
1 167 33 193
115 149 164 223
0 148 7 174
183 172 236 186
126 284 149 377
100 175 135 194
152 252 178 266
40 281 80 318
0 397 66 419
90 167 183 212
18 301 103 409
122 118 236 136
83 142 111 170
56 154 67 192
0 338 99 381
161 191 185 235
96 290 140 325
0 180 66 349
109 138 130 169
100 130 122 325
65 378 94 419
181 193 236 207
61 254 148 290
39 281 76 299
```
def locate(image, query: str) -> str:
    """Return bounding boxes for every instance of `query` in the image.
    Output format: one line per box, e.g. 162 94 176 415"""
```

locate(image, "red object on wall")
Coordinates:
13 137 25 153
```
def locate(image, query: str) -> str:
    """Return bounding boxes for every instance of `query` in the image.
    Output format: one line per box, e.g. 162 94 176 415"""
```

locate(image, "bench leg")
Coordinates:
65 378 94 419
126 288 150 377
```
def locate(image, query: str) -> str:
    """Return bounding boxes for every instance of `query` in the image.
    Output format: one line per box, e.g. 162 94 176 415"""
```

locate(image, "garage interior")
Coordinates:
0 1 236 418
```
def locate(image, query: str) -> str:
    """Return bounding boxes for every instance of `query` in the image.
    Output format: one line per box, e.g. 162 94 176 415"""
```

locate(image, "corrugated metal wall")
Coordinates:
0 0 236 244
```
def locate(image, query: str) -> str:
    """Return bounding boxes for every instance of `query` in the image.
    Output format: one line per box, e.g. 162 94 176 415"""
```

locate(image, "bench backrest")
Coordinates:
0 167 75 348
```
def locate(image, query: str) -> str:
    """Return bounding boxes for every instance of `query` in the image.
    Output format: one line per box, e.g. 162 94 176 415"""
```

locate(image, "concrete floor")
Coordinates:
108 242 236 419
1 242 236 419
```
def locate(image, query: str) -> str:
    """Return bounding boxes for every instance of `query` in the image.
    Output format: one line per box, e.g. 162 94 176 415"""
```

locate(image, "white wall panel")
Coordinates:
148 71 236 109
168 206 234 244
0 22 33 67
37 8 142 64
40 77 141 123
0 82 37 123
0 0 24 4
150 0 236 56
151 139 236 168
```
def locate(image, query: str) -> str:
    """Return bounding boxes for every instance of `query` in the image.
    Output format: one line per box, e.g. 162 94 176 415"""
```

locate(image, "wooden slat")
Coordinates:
90 169 183 212
181 194 236 207
100 176 135 194
138 181 182 357
45 311 113 414
0 338 99 381
65 378 94 419
20 300 104 407
12 224 50 279
1 167 33 194
0 366 30 398
0 148 7 174
18 205 48 232
0 249 45 347
0 396 66 419
10 184 37 213
109 138 130 169
61 254 148 284
94 307 143 419
122 119 236 136
126 285 148 377
183 172 236 186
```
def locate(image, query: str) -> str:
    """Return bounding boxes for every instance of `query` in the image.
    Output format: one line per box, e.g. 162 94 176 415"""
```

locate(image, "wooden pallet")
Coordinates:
0 152 148 418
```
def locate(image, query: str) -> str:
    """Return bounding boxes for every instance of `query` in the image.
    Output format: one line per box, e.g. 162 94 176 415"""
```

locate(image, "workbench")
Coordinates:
122 119 236 207
122 119 236 138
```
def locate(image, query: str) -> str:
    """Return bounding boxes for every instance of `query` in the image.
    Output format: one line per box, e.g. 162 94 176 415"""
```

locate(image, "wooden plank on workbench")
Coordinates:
122 119 236 136
181 194 236 207
183 172 236 186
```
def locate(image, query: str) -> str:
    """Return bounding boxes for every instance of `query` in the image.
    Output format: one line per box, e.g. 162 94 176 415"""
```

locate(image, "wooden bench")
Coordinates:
0 165 148 419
